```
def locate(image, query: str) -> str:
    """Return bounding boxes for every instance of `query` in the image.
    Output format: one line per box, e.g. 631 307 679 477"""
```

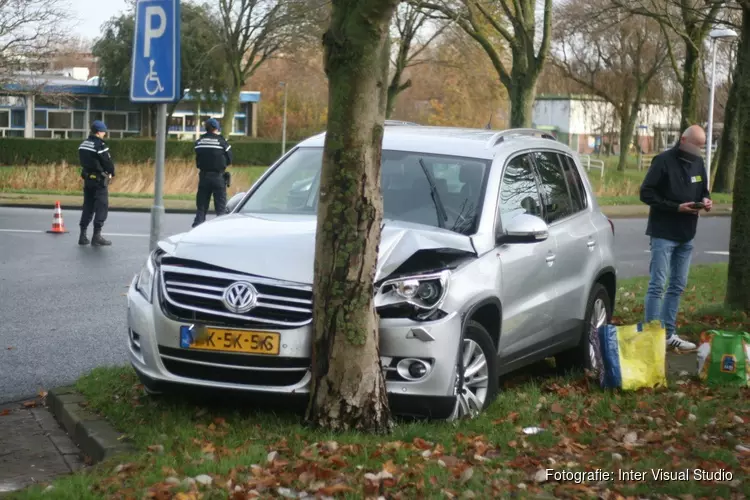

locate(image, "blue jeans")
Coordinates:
644 237 694 337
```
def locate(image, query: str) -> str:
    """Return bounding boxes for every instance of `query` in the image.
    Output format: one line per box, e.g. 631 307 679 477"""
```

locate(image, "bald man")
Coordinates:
639 125 712 351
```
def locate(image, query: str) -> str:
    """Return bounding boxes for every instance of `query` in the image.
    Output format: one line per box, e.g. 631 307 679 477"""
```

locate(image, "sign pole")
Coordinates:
150 104 168 251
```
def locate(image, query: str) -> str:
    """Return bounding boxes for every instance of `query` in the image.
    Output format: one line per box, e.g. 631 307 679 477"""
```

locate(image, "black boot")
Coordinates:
91 228 111 246
78 228 90 245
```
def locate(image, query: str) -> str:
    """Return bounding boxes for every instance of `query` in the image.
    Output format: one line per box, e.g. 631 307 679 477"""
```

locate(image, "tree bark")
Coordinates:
617 102 640 172
679 44 701 132
726 3 750 311
712 65 740 193
222 86 241 136
508 74 536 128
305 0 399 433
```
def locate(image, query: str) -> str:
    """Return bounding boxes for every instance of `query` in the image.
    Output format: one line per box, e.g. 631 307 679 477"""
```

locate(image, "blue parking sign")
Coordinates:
130 0 181 102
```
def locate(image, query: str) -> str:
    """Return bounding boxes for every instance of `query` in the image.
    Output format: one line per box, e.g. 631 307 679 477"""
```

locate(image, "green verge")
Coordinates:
9 264 749 499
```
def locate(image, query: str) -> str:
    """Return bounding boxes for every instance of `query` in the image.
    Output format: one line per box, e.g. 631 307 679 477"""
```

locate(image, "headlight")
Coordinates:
376 270 450 319
135 250 161 303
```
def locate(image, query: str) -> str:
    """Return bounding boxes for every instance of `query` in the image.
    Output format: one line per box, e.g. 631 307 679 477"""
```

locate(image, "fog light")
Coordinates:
396 358 432 381
409 361 427 378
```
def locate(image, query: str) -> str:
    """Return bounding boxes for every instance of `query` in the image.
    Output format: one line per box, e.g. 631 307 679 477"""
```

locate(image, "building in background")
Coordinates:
0 68 261 139
532 95 681 155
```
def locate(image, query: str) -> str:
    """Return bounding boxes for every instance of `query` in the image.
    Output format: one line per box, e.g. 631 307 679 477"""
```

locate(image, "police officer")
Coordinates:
78 120 114 246
192 118 232 227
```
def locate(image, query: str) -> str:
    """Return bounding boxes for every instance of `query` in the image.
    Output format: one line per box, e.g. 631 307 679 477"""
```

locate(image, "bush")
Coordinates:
0 138 298 167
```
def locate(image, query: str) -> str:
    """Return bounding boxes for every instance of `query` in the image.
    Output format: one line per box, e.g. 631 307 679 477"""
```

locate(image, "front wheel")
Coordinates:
556 283 611 376
447 320 499 421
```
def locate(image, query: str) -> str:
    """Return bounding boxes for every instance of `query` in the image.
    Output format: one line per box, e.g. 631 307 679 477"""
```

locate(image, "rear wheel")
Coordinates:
447 320 499 421
556 283 611 375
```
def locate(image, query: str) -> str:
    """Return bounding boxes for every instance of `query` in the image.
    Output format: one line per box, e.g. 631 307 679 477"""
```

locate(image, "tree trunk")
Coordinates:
617 103 640 172
726 5 750 311
385 77 410 119
305 0 399 433
508 75 536 128
222 87 240 136
680 44 701 132
712 65 740 193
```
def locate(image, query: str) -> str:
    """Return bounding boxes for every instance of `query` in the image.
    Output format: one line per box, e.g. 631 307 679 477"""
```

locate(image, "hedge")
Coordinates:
0 138 299 167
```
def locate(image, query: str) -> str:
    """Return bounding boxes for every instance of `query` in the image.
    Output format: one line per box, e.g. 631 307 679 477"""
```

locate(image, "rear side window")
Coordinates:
531 151 576 224
561 155 588 211
497 153 543 230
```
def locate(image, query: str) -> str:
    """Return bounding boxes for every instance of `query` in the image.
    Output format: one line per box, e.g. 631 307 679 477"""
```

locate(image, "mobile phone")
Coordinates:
691 202 705 210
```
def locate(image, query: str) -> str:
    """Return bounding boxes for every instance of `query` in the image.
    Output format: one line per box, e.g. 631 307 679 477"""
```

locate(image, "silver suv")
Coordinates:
127 126 617 420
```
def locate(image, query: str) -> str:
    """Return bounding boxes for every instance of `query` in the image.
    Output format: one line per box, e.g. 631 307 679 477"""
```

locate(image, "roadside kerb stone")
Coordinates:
47 387 135 464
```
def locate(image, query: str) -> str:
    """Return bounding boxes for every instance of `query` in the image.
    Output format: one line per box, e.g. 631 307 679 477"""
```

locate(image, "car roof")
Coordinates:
296 125 573 161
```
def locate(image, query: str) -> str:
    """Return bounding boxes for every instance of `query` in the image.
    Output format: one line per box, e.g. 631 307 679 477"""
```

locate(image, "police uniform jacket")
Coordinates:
78 135 115 179
195 133 233 173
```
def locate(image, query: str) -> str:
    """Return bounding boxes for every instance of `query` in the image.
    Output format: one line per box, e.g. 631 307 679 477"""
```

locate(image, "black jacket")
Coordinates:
78 135 115 177
195 132 232 173
640 146 710 243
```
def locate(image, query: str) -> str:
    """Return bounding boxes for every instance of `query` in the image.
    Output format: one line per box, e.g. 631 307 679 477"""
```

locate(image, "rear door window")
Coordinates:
531 151 576 224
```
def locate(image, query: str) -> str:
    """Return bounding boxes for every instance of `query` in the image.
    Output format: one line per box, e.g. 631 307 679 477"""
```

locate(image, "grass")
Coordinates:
7 264 750 499
0 163 267 198
0 158 735 207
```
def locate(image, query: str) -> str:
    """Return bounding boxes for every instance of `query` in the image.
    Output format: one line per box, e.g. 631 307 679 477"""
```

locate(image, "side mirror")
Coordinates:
496 213 549 245
226 192 246 213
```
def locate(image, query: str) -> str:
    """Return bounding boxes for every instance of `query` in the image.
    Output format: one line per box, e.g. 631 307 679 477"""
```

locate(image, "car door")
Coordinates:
530 150 599 345
495 152 560 364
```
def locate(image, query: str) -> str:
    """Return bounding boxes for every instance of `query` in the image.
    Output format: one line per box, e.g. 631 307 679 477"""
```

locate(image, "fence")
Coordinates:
579 154 605 179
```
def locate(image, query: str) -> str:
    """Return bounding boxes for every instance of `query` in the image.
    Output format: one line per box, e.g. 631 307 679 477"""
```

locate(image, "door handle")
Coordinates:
587 240 596 248
546 254 556 265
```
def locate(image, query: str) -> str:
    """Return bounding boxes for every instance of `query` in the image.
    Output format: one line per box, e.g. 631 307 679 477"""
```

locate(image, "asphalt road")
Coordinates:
0 207 731 404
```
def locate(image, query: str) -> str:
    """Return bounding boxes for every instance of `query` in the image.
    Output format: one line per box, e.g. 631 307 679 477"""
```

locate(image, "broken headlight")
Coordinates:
376 270 450 320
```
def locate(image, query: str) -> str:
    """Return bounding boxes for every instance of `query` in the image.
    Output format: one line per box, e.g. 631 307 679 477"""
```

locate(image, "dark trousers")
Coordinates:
193 171 227 227
79 180 109 230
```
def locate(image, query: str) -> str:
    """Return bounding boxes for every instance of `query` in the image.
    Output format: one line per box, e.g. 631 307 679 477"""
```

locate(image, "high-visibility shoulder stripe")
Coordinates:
98 148 110 154
78 146 97 152
195 145 225 150
225 145 232 151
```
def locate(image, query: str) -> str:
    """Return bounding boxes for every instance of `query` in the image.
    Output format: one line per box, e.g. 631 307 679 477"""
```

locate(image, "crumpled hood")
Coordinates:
159 213 476 284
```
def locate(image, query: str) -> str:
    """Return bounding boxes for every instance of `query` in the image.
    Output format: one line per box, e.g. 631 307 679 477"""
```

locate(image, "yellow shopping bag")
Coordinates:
599 321 668 390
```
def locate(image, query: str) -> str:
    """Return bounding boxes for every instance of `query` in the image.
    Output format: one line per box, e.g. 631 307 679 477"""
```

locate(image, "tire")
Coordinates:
445 320 499 421
556 283 611 376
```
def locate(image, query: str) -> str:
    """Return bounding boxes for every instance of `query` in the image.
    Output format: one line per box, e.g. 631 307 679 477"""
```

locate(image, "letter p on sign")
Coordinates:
144 6 166 58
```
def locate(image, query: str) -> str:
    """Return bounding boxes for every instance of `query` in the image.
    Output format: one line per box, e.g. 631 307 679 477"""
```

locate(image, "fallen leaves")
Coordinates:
21 401 36 408
0 409 10 416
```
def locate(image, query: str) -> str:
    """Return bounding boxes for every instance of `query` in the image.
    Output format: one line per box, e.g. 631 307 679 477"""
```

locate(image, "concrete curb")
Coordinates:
0 202 195 214
47 386 134 464
0 202 734 219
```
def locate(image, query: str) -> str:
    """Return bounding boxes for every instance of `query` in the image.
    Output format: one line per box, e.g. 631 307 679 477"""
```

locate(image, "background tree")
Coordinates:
93 3 228 136
726 0 750 311
613 0 725 131
387 3 449 118
554 0 670 171
216 0 322 134
416 0 552 127
0 0 69 84
306 0 399 433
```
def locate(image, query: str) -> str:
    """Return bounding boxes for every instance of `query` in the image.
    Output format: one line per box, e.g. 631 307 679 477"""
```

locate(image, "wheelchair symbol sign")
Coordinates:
130 0 181 103
145 60 165 96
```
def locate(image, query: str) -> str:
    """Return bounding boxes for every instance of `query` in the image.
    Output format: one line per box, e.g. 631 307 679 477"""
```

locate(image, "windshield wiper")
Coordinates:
418 158 448 228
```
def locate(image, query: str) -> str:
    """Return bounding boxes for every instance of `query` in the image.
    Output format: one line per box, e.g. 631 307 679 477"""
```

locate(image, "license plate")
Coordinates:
182 327 280 355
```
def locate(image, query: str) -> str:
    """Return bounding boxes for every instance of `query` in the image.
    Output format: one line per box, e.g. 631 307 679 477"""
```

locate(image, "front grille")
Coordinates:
158 345 309 387
159 257 313 329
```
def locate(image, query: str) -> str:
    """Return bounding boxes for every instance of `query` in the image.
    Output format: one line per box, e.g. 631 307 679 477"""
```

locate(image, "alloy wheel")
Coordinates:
448 338 489 420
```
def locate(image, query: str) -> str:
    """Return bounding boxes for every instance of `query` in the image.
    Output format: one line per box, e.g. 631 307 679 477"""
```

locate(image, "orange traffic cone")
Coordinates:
46 201 69 234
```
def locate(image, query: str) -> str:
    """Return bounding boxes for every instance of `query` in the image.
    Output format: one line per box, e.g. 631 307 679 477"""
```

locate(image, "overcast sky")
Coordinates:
69 0 130 44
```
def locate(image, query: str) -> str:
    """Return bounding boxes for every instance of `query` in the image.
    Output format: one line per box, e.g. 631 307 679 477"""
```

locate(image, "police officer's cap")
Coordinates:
91 120 107 132
205 118 220 131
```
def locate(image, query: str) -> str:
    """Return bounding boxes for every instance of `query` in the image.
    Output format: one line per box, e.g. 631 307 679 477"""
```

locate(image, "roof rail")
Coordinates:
384 120 419 126
485 128 556 148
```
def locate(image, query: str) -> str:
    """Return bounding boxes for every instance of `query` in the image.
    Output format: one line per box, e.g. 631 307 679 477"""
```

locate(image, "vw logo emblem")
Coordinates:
221 281 258 314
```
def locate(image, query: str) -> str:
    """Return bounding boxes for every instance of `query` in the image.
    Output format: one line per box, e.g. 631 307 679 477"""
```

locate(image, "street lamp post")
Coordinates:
280 82 288 156
706 28 738 190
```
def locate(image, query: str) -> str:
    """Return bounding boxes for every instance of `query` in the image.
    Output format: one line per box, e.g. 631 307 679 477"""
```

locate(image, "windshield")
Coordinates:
238 147 490 235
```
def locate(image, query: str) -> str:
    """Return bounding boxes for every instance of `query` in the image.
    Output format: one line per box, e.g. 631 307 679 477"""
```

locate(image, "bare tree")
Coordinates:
610 0 725 132
216 0 323 134
415 0 553 128
387 3 450 118
0 0 69 84
306 0 399 432
554 1 670 171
